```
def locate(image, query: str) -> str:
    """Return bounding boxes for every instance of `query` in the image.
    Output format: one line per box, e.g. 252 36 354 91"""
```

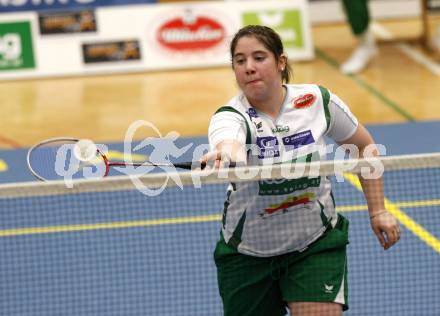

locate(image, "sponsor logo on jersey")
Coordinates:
254 121 263 132
282 130 315 151
256 136 280 159
271 125 290 133
157 13 225 51
293 93 315 109
260 192 315 217
247 108 258 118
258 177 320 196
324 284 334 293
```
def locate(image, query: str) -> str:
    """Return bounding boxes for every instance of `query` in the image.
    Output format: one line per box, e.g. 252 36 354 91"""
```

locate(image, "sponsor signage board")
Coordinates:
0 0 157 13
242 10 305 50
428 0 440 11
82 40 141 63
0 0 313 79
39 10 97 35
238 0 313 60
0 21 35 71
145 5 234 68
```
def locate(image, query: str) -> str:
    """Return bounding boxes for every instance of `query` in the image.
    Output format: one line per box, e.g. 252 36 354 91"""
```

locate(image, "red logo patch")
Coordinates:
157 16 225 51
293 94 316 109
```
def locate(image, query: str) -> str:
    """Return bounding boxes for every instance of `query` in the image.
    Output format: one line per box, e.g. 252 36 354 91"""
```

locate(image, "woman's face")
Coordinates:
232 35 285 104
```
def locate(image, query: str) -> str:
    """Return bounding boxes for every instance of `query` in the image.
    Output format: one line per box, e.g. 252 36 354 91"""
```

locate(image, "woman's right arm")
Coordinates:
201 111 247 168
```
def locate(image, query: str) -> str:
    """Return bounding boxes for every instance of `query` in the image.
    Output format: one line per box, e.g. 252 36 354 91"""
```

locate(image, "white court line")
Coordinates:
371 22 440 76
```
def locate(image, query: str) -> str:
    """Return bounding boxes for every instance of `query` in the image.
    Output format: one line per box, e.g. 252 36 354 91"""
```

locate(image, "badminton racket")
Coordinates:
27 137 207 182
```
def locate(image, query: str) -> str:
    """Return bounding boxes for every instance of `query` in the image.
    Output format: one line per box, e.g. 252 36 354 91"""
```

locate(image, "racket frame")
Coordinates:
27 137 80 182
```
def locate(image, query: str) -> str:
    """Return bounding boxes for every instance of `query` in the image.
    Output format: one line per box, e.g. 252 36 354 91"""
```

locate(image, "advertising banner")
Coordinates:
0 21 35 71
428 0 440 11
239 4 312 60
82 39 141 63
143 5 235 69
0 0 156 13
0 0 314 80
38 10 97 35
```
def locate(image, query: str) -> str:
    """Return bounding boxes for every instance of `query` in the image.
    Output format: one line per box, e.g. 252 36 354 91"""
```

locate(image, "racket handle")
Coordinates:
174 161 203 170
174 161 236 170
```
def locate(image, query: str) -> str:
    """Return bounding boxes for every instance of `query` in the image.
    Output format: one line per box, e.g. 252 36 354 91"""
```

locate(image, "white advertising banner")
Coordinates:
0 0 314 80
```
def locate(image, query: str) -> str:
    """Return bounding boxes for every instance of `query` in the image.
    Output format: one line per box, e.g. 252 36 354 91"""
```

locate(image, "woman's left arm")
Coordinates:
339 124 401 250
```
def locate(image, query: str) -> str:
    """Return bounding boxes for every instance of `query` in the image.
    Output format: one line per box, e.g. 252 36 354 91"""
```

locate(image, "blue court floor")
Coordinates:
0 121 439 316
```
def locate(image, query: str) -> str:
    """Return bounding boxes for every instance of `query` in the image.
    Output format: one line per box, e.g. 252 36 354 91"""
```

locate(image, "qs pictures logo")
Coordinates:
0 21 35 70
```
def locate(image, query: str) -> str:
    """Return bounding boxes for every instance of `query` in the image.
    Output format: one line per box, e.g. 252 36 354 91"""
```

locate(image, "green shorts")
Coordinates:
214 214 349 316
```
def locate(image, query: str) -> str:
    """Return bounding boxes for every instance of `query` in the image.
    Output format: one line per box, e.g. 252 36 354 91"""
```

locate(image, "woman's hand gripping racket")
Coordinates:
27 137 206 182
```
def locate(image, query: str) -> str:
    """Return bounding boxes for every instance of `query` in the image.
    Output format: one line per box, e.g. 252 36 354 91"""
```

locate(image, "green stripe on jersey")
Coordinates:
318 85 331 132
215 106 252 145
227 210 247 249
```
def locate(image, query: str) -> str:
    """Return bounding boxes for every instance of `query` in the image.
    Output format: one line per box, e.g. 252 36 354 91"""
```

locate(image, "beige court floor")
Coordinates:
1 19 439 148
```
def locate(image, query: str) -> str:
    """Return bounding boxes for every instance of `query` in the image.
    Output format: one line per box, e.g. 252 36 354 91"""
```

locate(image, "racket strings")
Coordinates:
28 141 74 181
28 140 106 181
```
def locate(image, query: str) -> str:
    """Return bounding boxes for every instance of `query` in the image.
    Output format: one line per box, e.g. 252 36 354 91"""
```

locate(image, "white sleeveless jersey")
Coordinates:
211 84 358 257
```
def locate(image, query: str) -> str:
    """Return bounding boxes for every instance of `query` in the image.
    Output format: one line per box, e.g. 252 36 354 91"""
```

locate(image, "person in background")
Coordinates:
340 0 377 74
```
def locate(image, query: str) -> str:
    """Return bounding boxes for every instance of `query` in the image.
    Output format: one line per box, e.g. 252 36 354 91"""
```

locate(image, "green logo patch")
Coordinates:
0 21 35 71
242 10 304 49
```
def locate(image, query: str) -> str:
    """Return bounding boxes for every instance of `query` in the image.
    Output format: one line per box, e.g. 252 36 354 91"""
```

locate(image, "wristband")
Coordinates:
369 210 388 220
